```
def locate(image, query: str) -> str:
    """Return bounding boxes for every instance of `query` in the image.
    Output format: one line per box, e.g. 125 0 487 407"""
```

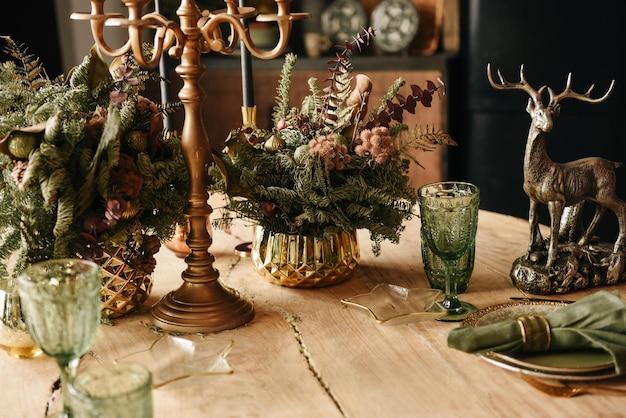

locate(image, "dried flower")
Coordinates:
105 195 128 222
84 106 106 142
110 55 140 105
142 233 161 255
355 126 394 164
10 160 27 184
308 135 350 170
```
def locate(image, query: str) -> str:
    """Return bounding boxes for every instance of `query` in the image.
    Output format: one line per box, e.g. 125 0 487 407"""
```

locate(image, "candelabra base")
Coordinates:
150 281 254 333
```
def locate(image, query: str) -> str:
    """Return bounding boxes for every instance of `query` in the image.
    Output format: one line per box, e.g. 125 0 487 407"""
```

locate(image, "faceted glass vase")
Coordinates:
98 244 154 319
251 227 360 288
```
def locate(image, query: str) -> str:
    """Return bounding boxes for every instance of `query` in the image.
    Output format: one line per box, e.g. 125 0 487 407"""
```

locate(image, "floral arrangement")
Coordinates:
209 28 456 255
0 37 188 278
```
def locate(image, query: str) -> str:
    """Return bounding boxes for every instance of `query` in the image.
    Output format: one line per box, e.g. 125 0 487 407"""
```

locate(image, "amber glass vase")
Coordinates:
0 278 42 359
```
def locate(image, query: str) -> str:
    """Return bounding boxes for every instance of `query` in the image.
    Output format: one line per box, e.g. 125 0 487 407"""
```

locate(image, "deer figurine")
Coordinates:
487 64 625 276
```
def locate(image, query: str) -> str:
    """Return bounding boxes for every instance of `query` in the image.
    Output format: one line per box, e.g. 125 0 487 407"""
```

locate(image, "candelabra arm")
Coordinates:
204 1 308 59
121 13 185 67
71 7 130 57
72 10 185 69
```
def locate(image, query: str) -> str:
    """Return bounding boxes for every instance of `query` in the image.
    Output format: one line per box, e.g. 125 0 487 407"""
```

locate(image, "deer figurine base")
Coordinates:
510 239 626 295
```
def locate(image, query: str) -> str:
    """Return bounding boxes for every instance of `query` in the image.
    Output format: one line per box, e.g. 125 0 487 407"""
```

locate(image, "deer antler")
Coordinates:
548 74 615 106
487 63 545 105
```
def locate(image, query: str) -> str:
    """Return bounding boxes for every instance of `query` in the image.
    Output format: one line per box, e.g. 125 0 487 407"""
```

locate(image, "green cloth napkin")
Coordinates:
447 291 626 374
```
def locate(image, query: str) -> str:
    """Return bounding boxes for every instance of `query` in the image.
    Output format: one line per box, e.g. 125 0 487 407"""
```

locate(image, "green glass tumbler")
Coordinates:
68 361 153 418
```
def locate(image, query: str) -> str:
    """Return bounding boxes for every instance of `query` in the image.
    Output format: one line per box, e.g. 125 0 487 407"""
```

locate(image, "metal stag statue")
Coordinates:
487 63 626 294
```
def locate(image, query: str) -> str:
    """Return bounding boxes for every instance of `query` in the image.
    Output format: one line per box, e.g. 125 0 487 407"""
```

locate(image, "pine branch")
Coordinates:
272 53 298 126
302 77 325 119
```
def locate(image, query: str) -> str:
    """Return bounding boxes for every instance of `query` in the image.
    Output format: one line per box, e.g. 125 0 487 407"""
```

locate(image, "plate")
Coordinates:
341 284 446 325
463 301 617 380
371 0 420 53
116 335 234 388
480 351 619 382
491 349 614 374
320 0 368 46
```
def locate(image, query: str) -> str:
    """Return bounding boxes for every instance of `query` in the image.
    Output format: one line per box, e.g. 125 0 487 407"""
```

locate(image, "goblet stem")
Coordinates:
436 257 477 322
57 357 80 418
441 258 462 314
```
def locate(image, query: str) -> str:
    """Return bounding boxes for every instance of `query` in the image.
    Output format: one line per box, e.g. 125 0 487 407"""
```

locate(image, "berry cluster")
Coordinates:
354 126 394 164
308 135 350 170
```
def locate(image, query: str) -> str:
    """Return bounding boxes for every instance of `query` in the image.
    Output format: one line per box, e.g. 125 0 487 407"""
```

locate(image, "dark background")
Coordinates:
446 0 626 241
1 2 64 78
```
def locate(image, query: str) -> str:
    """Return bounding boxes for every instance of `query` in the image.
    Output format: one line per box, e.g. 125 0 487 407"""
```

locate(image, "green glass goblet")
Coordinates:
418 182 480 321
421 238 475 295
18 259 102 418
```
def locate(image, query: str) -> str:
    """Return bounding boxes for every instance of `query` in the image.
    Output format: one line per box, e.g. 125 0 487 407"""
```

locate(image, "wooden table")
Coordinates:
2 201 626 418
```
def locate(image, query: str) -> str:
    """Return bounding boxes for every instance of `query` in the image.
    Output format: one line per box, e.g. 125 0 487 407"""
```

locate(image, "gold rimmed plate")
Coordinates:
341 284 447 325
463 301 617 380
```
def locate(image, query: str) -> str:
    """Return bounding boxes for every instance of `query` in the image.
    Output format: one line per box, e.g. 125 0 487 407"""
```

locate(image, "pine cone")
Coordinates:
124 131 148 154
11 160 27 184
110 153 143 198
293 114 310 129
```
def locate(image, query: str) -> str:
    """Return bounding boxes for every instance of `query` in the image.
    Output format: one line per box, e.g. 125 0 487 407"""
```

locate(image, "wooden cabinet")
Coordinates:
168 54 452 189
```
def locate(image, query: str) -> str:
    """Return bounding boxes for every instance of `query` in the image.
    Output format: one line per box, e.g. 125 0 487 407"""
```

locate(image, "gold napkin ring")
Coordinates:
517 315 551 352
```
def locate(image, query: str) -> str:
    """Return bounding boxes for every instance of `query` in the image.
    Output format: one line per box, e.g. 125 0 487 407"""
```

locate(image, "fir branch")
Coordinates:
160 100 183 117
373 77 405 116
396 126 457 169
302 77 325 119
272 53 298 126
119 100 138 133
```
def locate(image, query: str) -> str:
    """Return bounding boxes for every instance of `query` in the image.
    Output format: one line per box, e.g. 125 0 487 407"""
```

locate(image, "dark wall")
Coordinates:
447 0 626 241
1 2 63 78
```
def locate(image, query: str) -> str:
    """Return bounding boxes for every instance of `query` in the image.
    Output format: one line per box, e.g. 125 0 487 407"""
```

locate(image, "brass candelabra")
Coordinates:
71 0 307 333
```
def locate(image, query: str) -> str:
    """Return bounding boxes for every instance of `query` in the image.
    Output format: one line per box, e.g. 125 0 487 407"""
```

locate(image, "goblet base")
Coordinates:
436 301 478 322
46 412 68 418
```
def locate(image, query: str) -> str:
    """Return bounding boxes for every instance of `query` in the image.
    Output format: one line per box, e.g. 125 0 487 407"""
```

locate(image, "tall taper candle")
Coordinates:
240 0 255 110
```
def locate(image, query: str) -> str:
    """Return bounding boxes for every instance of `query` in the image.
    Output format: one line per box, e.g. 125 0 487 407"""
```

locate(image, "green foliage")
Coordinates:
0 38 187 277
272 52 297 126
